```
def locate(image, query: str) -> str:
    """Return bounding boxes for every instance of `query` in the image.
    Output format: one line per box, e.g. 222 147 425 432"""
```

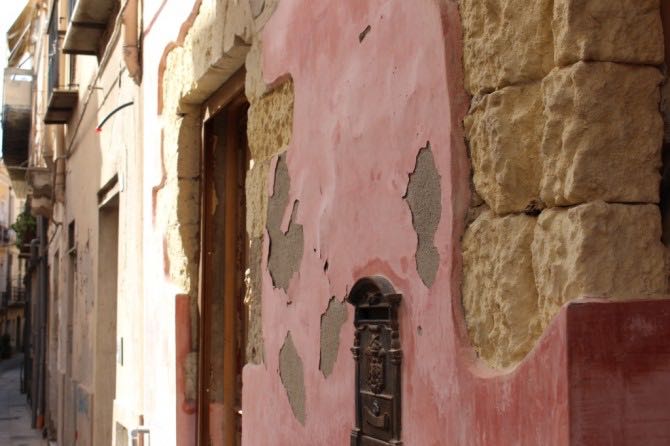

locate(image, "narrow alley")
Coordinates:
0 355 45 446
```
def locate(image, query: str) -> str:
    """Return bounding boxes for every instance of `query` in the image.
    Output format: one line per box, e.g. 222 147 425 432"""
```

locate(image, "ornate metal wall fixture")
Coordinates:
347 276 402 446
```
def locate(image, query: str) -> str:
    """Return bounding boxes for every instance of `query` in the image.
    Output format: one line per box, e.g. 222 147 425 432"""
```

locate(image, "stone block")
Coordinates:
532 202 668 330
462 211 541 368
248 80 294 161
245 159 270 239
460 0 554 94
540 62 663 207
464 83 544 214
553 0 664 66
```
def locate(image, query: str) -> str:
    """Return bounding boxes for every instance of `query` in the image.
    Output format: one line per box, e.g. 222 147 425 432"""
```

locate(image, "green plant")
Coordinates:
11 211 36 247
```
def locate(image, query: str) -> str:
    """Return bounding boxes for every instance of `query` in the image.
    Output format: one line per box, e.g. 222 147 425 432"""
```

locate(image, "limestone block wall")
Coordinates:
461 0 668 368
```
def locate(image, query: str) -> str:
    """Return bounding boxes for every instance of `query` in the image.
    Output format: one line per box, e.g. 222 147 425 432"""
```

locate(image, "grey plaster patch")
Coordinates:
279 332 306 424
267 154 304 291
405 143 442 287
319 297 348 378
245 237 264 364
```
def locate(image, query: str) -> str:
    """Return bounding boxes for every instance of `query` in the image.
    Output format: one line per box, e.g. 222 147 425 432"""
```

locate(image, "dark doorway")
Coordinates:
198 71 249 446
95 192 119 444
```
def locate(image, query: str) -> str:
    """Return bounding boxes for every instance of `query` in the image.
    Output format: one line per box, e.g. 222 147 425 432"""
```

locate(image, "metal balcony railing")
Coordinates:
10 288 25 304
2 67 32 180
62 0 117 55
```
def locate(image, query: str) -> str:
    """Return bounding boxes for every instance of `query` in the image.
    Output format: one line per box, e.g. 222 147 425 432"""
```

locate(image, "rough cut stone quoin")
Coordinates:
532 202 668 331
464 83 544 215
460 0 553 95
540 62 663 207
462 211 541 369
248 80 294 161
553 0 664 66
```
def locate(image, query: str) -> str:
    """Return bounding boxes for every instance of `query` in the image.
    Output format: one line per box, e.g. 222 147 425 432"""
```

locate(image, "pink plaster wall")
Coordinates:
242 1 670 444
243 0 480 443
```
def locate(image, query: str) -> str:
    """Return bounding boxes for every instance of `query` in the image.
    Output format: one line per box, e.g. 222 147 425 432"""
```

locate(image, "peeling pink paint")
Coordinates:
175 294 196 445
242 1 670 445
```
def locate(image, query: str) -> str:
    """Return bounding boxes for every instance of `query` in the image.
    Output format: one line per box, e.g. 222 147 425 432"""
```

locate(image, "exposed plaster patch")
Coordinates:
267 154 304 291
319 297 347 378
279 332 306 425
405 143 442 287
245 237 264 364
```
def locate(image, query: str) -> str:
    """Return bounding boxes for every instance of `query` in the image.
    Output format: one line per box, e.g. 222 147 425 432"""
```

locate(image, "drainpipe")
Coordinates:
54 127 66 204
34 216 47 430
122 0 141 85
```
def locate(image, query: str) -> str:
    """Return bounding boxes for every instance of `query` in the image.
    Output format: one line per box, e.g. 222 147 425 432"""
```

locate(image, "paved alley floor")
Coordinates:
0 355 46 446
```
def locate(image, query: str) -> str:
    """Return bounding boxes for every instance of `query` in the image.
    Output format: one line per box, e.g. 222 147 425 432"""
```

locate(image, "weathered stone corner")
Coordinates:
464 83 544 215
552 0 664 67
459 0 668 373
248 80 295 162
460 0 554 94
532 202 668 329
462 211 540 369
246 158 271 240
540 62 663 207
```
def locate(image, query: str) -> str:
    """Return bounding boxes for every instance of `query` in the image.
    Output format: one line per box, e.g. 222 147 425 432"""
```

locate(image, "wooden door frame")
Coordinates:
197 69 247 446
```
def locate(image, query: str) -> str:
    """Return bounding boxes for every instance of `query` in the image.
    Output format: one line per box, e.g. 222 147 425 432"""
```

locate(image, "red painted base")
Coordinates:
463 299 670 445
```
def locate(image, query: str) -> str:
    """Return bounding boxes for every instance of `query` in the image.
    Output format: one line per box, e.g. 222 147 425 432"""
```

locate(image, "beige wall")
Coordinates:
0 162 24 351
42 2 143 444
140 0 263 444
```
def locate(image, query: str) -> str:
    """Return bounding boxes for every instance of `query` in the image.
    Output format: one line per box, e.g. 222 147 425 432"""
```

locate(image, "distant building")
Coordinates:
0 162 26 355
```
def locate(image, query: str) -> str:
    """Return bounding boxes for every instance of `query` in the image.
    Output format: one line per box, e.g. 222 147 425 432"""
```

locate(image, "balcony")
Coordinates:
28 168 53 217
44 4 78 125
63 0 117 55
2 68 33 183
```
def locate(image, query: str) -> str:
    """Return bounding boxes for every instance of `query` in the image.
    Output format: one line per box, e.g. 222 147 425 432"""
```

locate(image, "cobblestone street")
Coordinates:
0 355 46 446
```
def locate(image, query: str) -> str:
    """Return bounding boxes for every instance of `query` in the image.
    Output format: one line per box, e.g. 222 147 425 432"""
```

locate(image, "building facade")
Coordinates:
0 163 26 356
2 0 670 445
